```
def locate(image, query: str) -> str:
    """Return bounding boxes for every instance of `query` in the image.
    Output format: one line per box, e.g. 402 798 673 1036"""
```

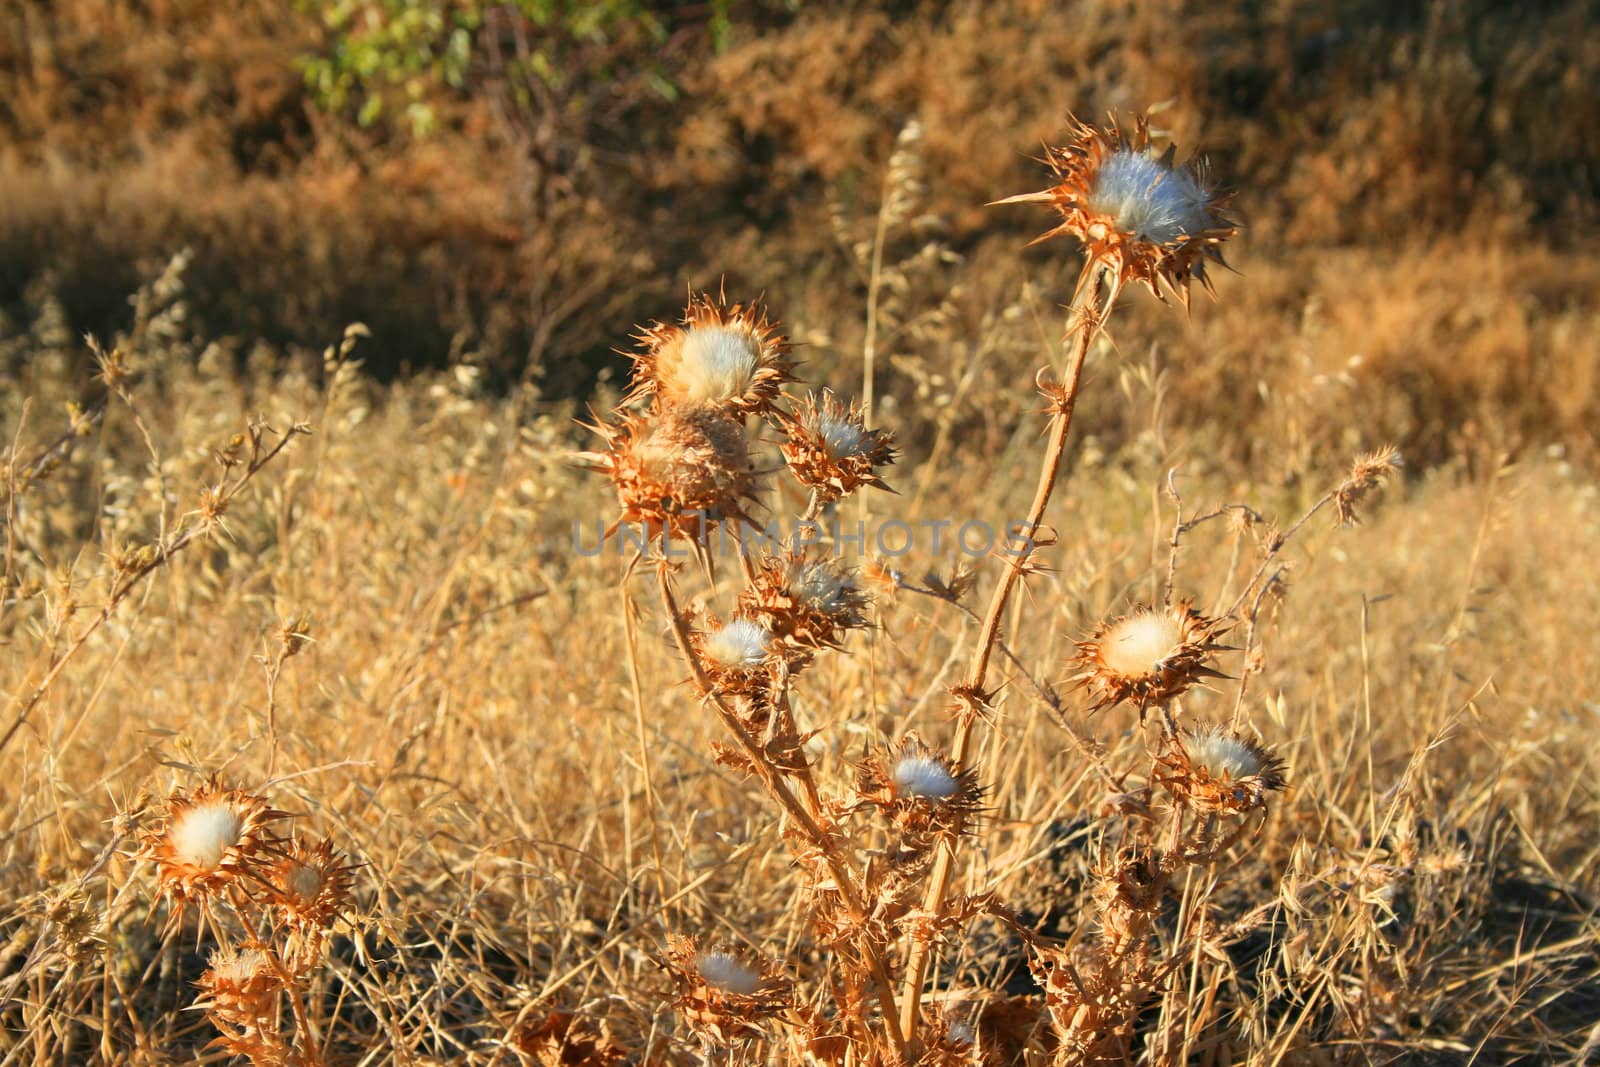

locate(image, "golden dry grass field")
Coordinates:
2 2 1598 1064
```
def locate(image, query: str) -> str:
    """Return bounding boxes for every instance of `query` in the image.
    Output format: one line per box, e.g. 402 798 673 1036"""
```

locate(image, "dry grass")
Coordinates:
2 180 1597 1064
1 3 1598 1063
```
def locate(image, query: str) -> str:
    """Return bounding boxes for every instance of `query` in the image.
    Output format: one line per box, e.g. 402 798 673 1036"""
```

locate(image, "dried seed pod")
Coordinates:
137 778 288 922
855 734 983 840
266 837 357 937
994 114 1237 305
777 390 895 504
1071 601 1230 715
627 292 795 414
578 403 761 547
662 935 791 1046
1156 724 1287 815
194 943 288 1062
738 551 871 655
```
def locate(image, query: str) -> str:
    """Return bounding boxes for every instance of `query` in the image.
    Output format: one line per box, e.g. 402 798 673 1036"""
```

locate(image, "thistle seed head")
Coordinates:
1157 724 1287 815
267 837 357 937
995 114 1237 305
738 551 871 655
662 935 791 1046
137 778 288 921
628 293 795 414
1072 601 1231 715
690 614 775 697
578 403 761 546
855 734 983 840
777 390 895 504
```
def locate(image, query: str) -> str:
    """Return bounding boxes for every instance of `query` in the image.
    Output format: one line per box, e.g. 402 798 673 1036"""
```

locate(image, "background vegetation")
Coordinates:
1 1 1597 1063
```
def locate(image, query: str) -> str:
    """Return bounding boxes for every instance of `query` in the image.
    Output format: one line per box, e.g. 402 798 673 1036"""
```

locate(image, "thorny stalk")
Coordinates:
654 563 909 1056
899 263 1118 1042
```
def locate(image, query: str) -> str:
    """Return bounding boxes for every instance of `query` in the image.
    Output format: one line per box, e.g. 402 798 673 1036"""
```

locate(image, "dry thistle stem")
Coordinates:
1072 601 1231 716
627 291 795 413
898 113 1241 1042
995 113 1237 305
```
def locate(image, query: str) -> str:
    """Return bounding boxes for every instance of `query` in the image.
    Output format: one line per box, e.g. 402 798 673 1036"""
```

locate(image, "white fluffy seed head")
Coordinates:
893 755 960 801
817 410 870 459
696 950 762 995
1100 611 1184 677
676 325 762 403
703 619 770 669
1088 149 1212 246
1185 728 1265 781
171 802 244 870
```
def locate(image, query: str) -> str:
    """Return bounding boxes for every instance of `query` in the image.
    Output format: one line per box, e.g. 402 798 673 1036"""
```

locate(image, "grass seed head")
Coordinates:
777 389 896 504
997 114 1237 304
1157 724 1287 814
628 292 795 413
1072 601 1230 714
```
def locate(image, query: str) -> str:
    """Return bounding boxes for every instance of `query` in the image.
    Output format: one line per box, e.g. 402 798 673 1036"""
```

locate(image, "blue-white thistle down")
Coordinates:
993 114 1237 303
702 618 770 670
779 390 896 504
856 735 982 836
1183 725 1269 782
1087 149 1214 246
1159 725 1287 814
696 950 763 995
892 754 961 801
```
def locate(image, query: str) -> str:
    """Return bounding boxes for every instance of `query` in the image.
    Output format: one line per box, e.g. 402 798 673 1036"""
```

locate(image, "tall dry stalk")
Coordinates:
898 263 1119 1039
